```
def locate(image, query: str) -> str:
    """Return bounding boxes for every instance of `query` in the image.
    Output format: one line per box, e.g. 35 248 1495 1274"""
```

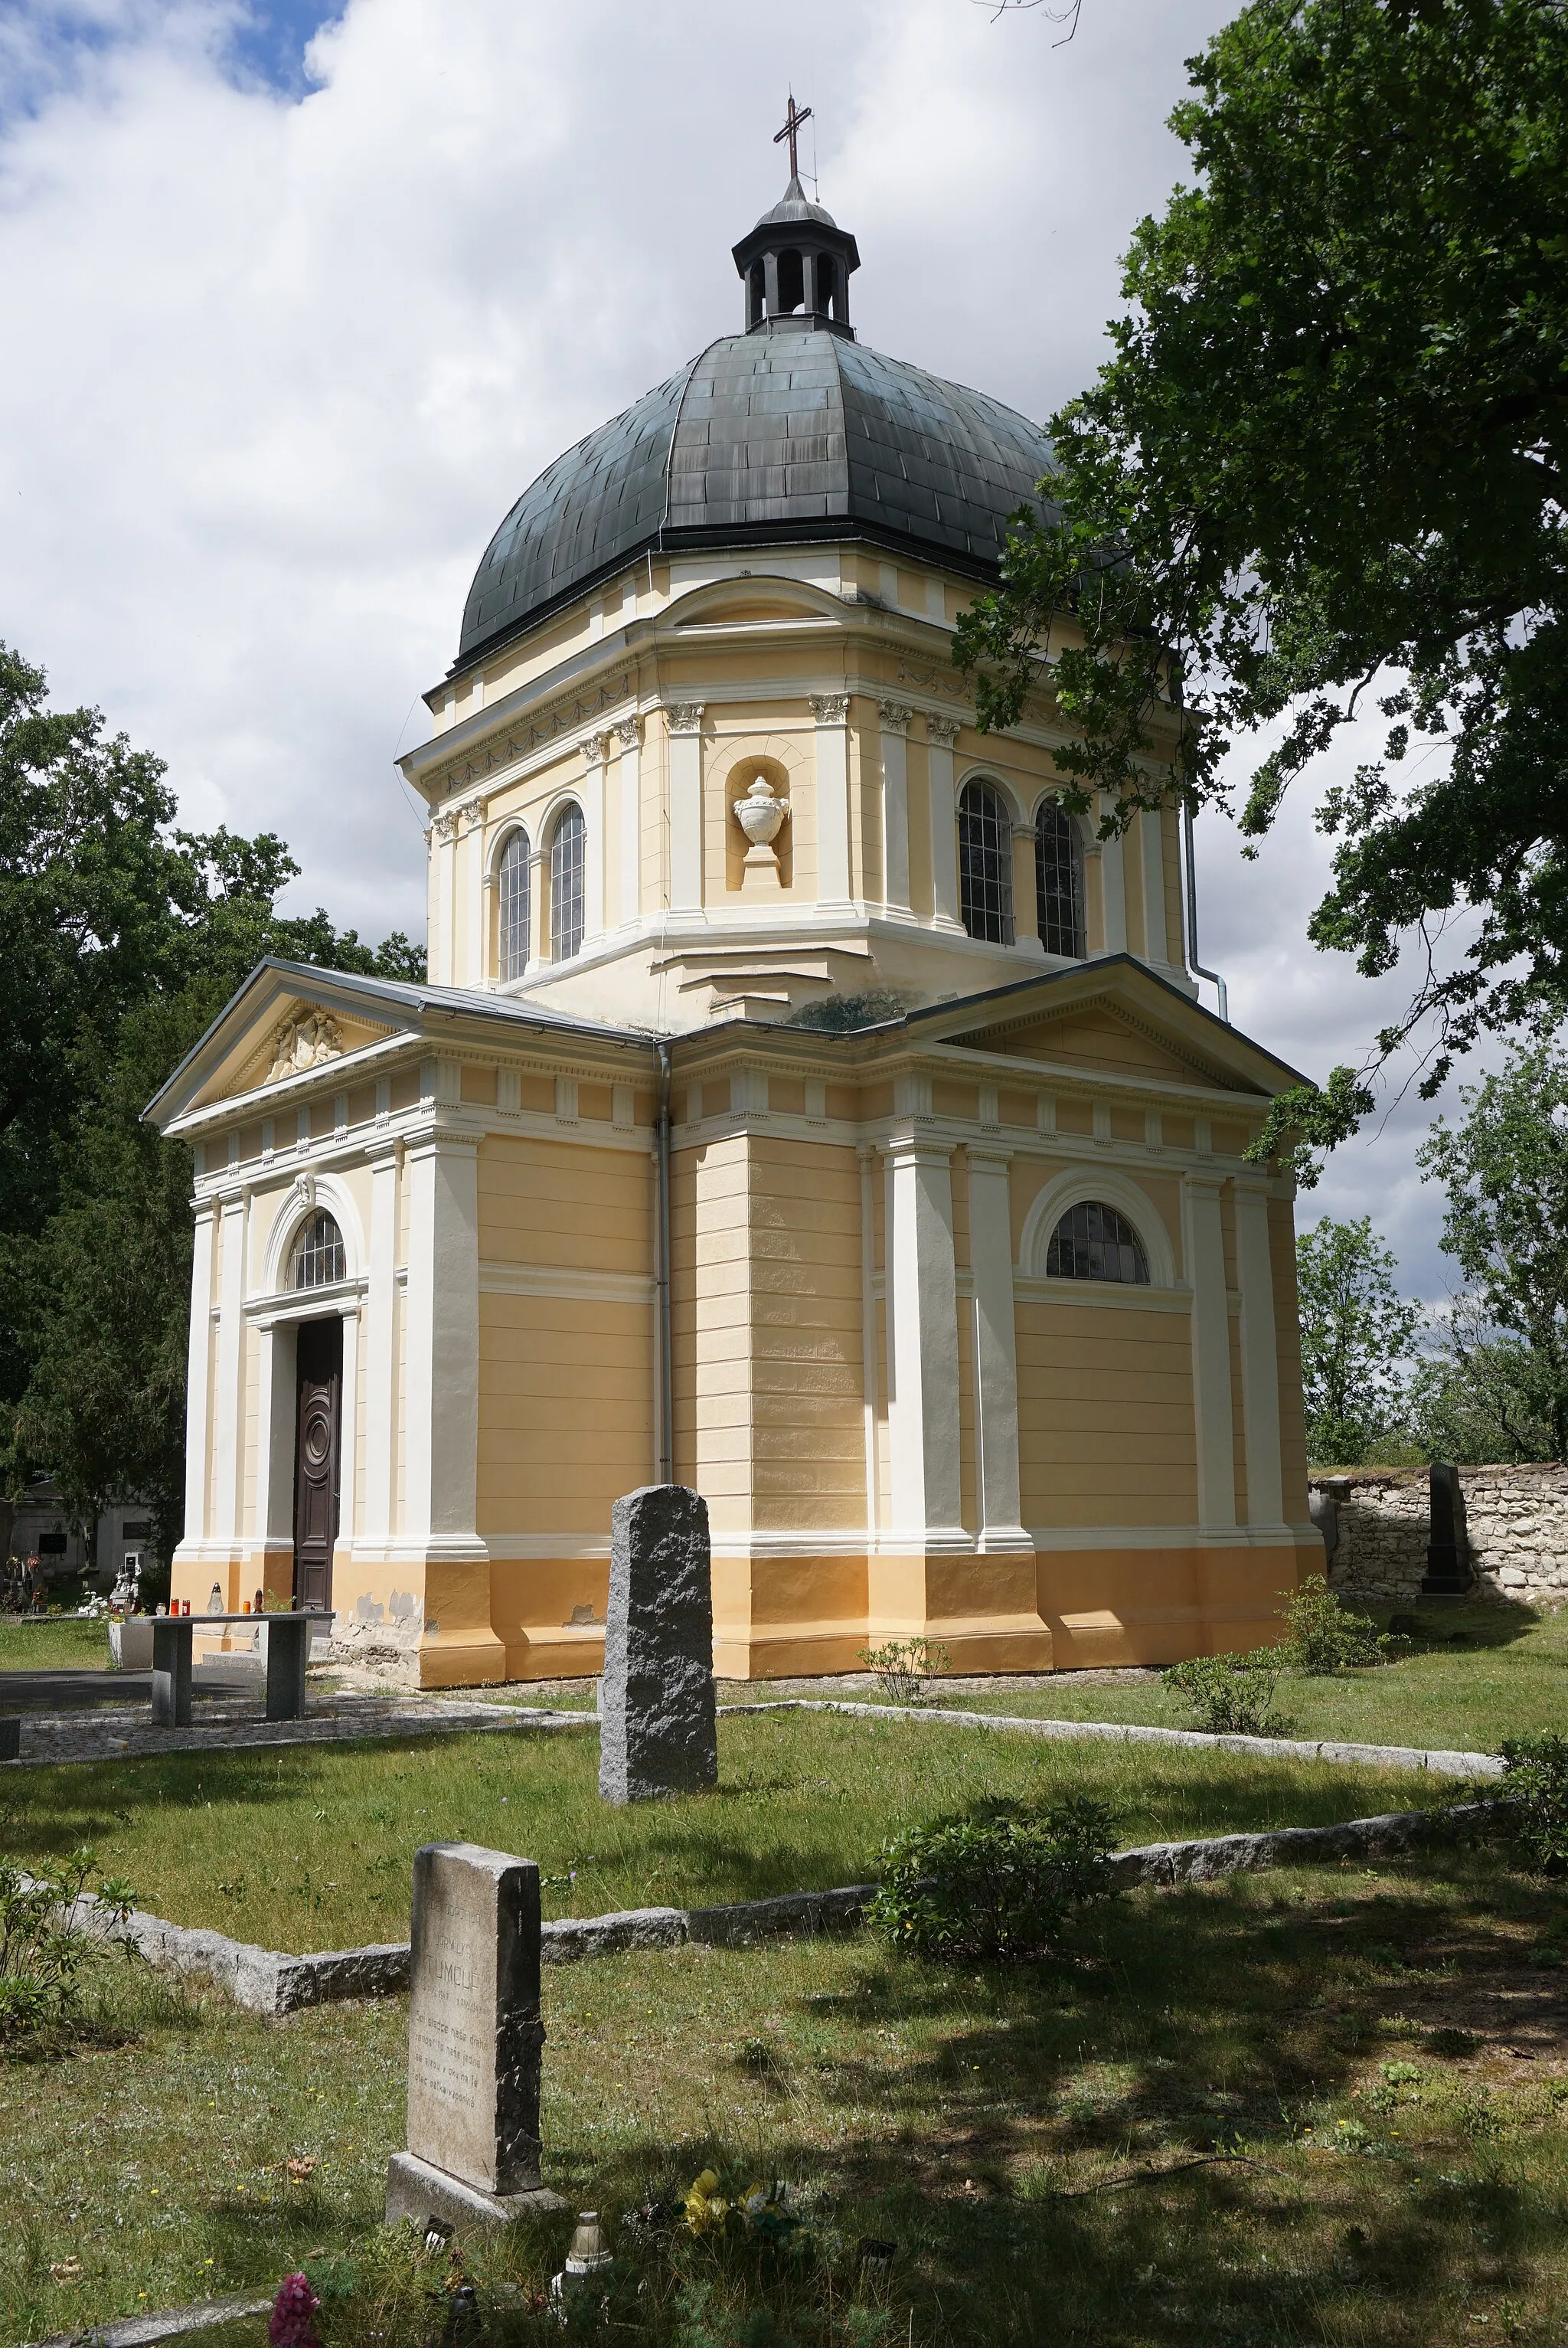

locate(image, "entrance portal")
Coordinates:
293 1318 342 1612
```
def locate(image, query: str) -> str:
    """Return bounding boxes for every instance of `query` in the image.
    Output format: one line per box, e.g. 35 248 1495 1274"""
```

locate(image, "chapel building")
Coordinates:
151 164 1321 1686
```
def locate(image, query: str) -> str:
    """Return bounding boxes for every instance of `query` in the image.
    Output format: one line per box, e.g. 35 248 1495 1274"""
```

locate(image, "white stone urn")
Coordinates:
732 775 790 891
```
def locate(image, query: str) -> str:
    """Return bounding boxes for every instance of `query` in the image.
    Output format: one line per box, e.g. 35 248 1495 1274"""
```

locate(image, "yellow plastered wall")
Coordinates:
674 1136 753 1529
478 1293 652 1536
746 1136 864 1535
1017 1296 1199 1529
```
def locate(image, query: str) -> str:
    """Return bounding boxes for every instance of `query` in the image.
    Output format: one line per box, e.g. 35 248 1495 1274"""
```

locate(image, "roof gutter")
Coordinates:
1183 803 1230 1025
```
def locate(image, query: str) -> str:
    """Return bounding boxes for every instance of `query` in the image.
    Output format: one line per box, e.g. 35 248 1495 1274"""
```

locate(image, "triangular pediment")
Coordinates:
146 961 423 1130
897 957 1305 1099
209 998 400 1104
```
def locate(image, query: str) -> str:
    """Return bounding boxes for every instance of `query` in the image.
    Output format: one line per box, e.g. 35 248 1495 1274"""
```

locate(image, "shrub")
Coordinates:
1162 1650 1287 1737
1497 1734 1568 1872
857 1637 949 1705
0 1848 136 2040
1282 1574 1395 1672
867 1792 1117 1963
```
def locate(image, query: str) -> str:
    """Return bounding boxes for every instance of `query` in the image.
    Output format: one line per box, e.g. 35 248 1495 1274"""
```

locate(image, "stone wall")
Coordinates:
1308 1462 1568 1610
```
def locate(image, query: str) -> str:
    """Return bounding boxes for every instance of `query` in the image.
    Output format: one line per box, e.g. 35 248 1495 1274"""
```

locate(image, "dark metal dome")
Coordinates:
456 327 1056 666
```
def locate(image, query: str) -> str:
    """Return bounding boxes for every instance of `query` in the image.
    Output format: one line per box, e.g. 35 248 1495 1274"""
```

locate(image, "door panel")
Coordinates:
293 1319 342 1613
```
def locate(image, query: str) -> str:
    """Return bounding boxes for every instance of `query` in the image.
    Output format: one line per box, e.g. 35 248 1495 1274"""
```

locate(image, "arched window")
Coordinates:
550 804 586 961
290 1210 345 1290
498 829 530 982
959 779 1014 944
1046 1201 1151 1286
1035 798 1084 959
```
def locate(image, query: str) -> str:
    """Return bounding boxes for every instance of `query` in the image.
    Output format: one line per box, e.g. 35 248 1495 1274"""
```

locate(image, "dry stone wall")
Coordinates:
1308 1462 1568 1609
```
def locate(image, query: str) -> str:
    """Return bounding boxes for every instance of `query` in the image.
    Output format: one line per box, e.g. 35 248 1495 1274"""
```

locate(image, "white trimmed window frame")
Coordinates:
1016 1166 1179 1290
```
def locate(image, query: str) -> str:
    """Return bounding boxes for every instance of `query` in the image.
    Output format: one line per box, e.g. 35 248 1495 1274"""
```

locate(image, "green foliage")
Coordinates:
867 1791 1116 1964
0 1846 136 2042
1162 1650 1287 1737
1496 1735 1568 1874
1407 1303 1558 1465
1417 1045 1568 1461
0 644 424 1551
856 1638 949 1705
780 989 908 1033
953 0 1568 1170
1296 1217 1418 1463
1282 1575 1393 1674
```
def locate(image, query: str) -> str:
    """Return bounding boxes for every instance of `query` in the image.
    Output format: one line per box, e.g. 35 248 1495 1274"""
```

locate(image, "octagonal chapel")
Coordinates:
150 165 1320 1686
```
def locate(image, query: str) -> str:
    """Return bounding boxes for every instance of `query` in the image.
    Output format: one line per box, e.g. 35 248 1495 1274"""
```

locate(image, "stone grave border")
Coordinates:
60 1797 1499 2018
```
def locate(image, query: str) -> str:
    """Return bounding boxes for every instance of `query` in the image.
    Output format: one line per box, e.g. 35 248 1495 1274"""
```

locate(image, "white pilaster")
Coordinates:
1233 1179 1285 1527
212 1191 248 1544
362 1139 400 1545
251 1321 296 1558
435 814 459 984
581 734 607 944
615 718 642 927
464 803 487 986
926 714 963 929
877 701 913 915
181 1204 217 1545
666 704 705 914
402 1129 482 1552
338 1306 360 1548
808 693 852 907
1183 1173 1236 1530
967 1148 1031 1551
1138 806 1169 970
885 1140 964 1543
1099 795 1128 955
858 1146 881 1538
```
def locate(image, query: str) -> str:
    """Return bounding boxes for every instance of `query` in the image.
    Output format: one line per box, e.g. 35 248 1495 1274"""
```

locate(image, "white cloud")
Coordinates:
0 0 1487 1296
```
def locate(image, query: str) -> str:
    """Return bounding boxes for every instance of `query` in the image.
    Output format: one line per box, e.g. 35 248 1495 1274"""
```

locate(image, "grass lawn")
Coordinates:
4 1842 1566 2346
916 1599 1568 1753
0 1712 1454 1955
0 1615 111 1672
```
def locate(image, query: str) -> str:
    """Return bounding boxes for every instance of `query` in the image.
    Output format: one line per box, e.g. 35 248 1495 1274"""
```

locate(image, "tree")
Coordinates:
1295 1216 1418 1463
1407 1299 1557 1463
1417 1044 1568 1460
954 0 1568 1177
0 644 424 1555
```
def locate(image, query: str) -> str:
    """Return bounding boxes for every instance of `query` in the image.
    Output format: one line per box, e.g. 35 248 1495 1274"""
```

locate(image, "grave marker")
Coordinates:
599 1483 717 1804
385 1843 564 2228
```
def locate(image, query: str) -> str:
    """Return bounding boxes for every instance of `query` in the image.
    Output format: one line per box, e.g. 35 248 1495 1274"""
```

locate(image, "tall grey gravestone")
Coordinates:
385 1843 565 2228
599 1483 717 1804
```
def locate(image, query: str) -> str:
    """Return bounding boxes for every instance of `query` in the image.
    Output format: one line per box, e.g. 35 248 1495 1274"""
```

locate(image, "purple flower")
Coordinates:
269 2273 322 2348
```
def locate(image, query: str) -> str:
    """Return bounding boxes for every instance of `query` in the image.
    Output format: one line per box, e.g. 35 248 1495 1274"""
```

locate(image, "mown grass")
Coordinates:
4 1841 1566 2346
915 1599 1568 1752
0 1615 112 1672
0 1711 1451 1954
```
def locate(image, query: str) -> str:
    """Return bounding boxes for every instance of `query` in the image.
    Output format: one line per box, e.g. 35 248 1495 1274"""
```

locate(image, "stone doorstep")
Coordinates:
23 2290 273 2348
62 1801 1498 2018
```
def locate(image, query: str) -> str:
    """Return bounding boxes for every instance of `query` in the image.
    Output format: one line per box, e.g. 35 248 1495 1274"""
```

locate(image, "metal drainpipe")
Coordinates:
1183 801 1230 1024
655 1038 674 1484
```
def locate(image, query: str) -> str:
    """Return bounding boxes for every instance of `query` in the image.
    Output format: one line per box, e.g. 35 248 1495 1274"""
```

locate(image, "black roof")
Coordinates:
456 325 1057 665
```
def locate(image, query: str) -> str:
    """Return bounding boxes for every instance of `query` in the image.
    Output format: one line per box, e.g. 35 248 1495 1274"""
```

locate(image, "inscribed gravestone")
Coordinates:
385 1843 563 2227
599 1483 717 1804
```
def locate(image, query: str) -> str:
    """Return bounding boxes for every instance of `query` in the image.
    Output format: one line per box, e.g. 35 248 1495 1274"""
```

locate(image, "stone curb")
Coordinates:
24 2289 272 2346
62 1798 1495 2016
720 1697 1506 1781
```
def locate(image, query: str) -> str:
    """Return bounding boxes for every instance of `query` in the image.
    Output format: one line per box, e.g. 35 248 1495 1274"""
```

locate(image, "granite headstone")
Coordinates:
599 1483 717 1804
1421 1460 1472 1596
385 1842 564 2227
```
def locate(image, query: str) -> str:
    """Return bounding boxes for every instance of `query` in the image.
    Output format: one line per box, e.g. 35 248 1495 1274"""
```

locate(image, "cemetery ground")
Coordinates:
3 1832 1566 2346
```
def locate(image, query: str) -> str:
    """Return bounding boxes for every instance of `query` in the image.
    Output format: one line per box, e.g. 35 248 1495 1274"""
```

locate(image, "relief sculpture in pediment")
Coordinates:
266 1008 344 1084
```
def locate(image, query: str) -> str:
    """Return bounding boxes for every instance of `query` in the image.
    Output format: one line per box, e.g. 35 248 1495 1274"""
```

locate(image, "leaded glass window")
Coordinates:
498 829 530 981
290 1210 345 1290
1045 1201 1150 1285
959 779 1014 944
1035 799 1084 959
550 805 585 961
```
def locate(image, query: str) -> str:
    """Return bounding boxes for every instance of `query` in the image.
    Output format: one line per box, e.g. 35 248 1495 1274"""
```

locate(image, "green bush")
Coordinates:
1282 1574 1396 1672
856 1637 949 1705
0 1847 136 2040
867 1793 1117 1964
1497 1734 1568 1872
1162 1650 1287 1737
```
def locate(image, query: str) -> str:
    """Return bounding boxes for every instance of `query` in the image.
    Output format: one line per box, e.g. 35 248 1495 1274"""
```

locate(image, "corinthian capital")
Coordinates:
877 701 914 733
665 703 705 734
925 712 962 748
808 693 850 725
581 732 609 766
613 717 642 751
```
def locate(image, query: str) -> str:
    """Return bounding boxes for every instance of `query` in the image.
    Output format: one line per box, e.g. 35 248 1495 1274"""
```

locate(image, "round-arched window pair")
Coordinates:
1046 1201 1150 1286
958 781 1084 958
290 1210 345 1290
495 808 586 979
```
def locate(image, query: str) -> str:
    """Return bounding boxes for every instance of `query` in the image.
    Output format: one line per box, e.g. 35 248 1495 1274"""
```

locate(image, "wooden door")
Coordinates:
292 1319 342 1612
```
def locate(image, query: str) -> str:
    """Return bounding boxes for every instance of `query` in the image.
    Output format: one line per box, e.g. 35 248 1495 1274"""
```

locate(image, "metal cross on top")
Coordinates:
773 93 812 181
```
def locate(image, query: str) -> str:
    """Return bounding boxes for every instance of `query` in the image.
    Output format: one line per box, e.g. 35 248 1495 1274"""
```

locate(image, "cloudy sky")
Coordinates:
0 0 1488 1297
